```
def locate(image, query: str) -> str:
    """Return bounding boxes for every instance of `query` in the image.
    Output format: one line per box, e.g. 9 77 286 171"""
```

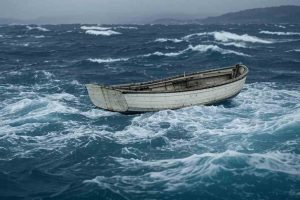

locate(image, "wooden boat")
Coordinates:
86 64 248 113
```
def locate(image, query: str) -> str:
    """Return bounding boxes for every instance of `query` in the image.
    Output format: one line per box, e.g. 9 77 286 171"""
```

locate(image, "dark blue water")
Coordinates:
0 24 299 200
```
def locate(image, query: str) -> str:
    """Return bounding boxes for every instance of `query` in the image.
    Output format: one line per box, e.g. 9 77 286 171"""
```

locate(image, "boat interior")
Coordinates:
113 65 247 93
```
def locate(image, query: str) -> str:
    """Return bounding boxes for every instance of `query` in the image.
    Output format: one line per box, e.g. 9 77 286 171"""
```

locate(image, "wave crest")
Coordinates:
26 26 49 32
84 151 300 195
154 38 183 43
85 30 121 36
80 26 110 31
88 58 129 63
183 31 272 44
260 31 300 36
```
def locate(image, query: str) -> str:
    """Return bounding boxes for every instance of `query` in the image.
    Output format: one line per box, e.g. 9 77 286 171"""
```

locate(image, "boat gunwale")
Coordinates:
90 65 248 94
124 65 248 94
113 65 237 88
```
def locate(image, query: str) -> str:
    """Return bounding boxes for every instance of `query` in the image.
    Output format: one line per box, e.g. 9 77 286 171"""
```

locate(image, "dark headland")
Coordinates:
0 5 299 25
152 5 300 24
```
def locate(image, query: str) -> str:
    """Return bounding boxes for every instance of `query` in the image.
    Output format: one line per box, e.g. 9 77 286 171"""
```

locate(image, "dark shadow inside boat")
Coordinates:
112 65 246 93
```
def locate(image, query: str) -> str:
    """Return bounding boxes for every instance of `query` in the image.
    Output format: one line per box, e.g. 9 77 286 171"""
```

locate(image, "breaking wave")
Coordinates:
80 25 110 31
219 42 247 48
188 44 250 56
287 49 300 52
85 30 121 36
26 25 49 32
143 50 187 57
113 26 138 30
33 35 45 39
84 151 300 194
183 31 272 44
213 31 272 43
88 57 129 63
154 38 184 43
260 31 300 36
144 44 249 57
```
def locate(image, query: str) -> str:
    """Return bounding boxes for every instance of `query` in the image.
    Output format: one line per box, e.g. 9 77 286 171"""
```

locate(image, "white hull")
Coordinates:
86 65 248 113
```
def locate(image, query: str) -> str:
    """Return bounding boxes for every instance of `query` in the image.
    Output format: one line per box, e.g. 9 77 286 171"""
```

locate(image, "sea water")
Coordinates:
0 24 299 200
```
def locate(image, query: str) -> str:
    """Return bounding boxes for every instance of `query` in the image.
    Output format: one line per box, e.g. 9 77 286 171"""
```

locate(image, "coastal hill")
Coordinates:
152 5 300 24
1 5 300 25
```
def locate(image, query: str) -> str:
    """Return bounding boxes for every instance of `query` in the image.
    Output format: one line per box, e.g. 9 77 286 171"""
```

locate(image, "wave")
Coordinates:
219 42 247 48
33 35 45 39
113 26 138 30
84 150 300 195
188 44 250 56
80 25 110 31
260 31 300 36
85 30 121 36
213 31 272 43
143 44 249 57
182 32 207 40
154 38 184 43
143 50 187 57
286 49 300 52
26 25 49 32
274 25 286 28
183 31 272 44
88 58 129 63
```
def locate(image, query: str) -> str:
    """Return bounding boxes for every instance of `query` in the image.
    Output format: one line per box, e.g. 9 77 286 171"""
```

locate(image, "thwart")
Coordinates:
86 64 248 113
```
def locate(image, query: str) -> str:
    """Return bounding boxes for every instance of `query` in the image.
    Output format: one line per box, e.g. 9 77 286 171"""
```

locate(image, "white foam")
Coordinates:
85 30 121 36
219 42 247 48
182 32 207 40
274 25 286 28
33 35 45 38
113 26 138 30
26 25 49 32
143 50 187 57
88 58 129 63
80 26 110 31
188 44 249 56
260 31 300 36
286 49 300 52
213 31 272 43
84 150 300 193
143 43 248 57
182 31 272 44
81 109 117 119
154 38 183 43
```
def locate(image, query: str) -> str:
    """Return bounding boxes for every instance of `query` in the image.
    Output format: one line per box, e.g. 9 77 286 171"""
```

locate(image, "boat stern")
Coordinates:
85 84 128 112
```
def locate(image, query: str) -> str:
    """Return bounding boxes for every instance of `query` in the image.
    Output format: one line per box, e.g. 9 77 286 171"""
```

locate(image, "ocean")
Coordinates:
0 24 299 200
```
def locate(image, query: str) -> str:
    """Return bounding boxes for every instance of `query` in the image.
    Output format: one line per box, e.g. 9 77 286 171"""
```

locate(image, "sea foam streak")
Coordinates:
80 26 110 31
113 26 138 30
260 31 300 36
85 30 121 36
84 151 300 194
26 25 49 32
143 44 248 57
88 58 129 63
143 50 187 57
213 31 272 43
154 38 184 43
188 44 250 56
183 31 272 44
